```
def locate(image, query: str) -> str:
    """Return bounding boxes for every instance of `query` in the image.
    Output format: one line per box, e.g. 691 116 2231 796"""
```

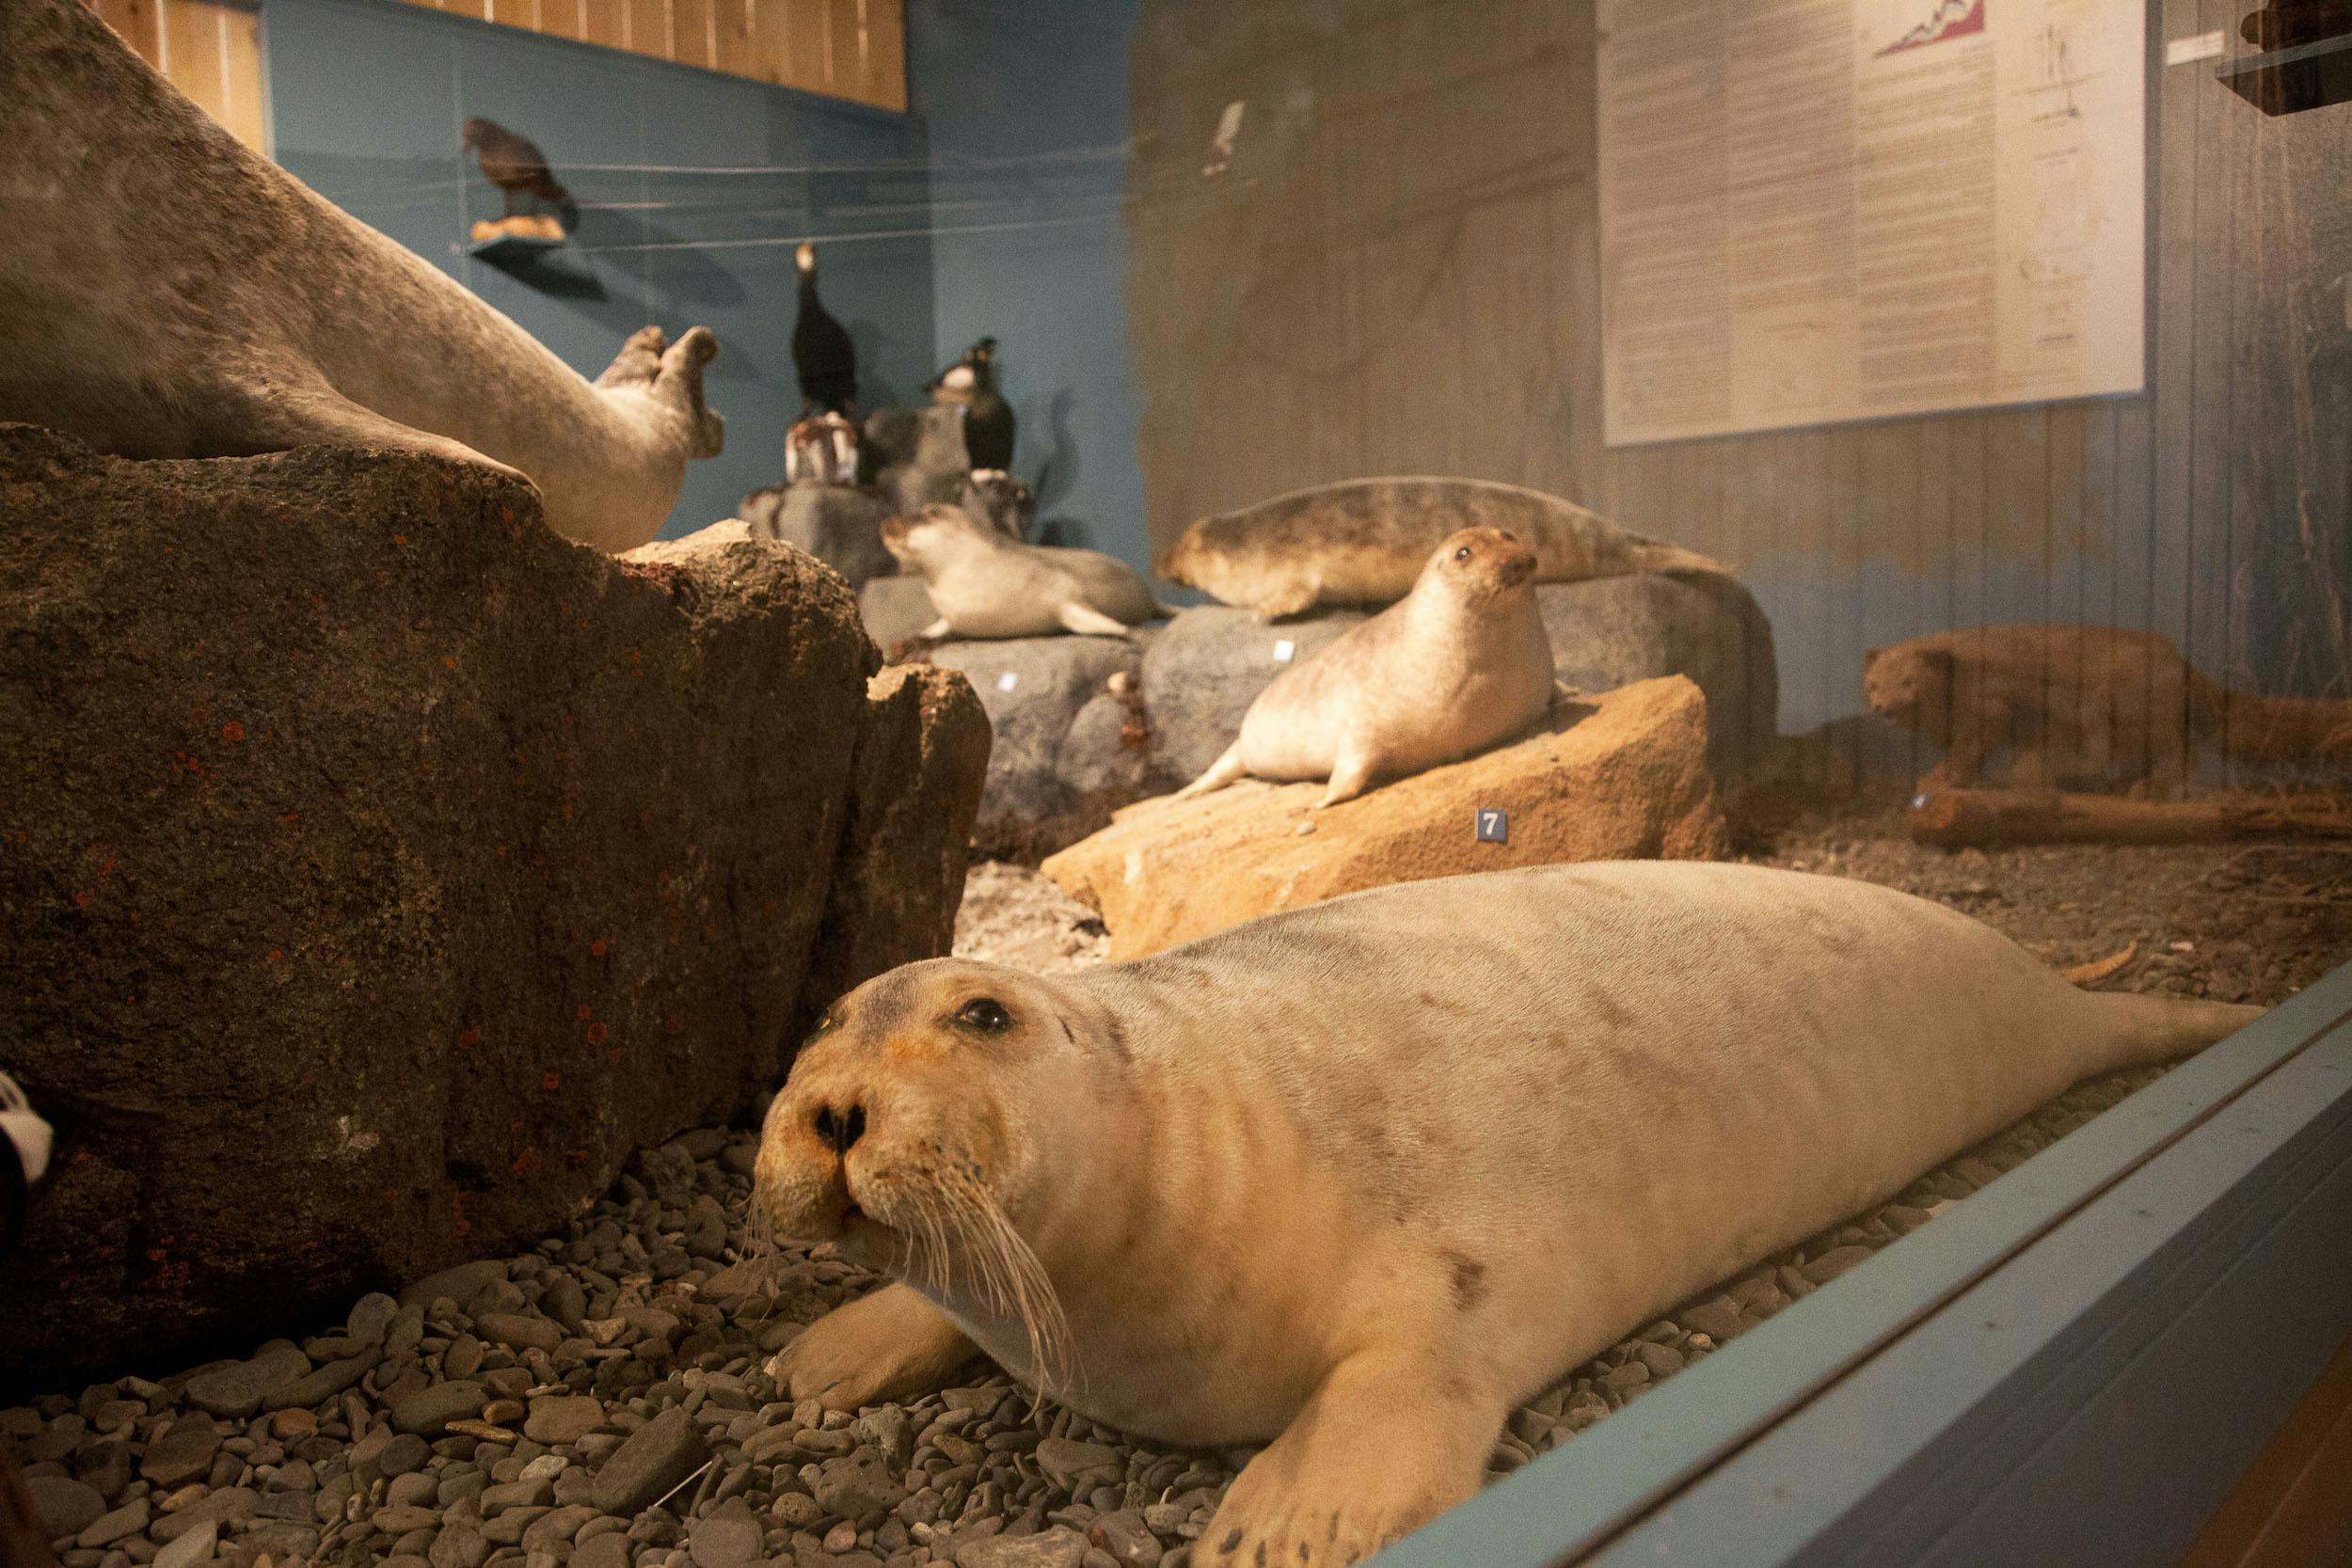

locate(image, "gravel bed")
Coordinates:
9 829 2335 1568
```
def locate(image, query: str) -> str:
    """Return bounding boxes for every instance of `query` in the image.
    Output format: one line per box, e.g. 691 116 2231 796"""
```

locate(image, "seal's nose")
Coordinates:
813 1101 866 1154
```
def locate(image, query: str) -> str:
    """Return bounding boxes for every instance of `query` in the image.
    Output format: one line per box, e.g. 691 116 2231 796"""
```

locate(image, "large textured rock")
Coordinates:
737 482 897 592
0 425 988 1391
930 636 1158 861
1042 677 1727 959
1137 575 1777 786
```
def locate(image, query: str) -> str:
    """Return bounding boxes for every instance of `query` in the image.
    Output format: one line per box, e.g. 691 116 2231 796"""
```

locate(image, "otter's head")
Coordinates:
1419 526 1536 610
879 502 989 572
754 959 1093 1382
1862 644 1954 730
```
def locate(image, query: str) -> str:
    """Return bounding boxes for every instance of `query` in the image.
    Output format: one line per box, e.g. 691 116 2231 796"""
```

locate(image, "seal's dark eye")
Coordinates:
955 997 1010 1032
1453 546 1471 562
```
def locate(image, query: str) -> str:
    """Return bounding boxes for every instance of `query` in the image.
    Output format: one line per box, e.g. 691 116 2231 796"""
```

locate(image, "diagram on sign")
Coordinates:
1877 0 1987 55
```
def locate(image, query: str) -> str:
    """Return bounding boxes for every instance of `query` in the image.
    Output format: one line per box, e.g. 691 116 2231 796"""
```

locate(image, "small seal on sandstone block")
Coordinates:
1175 526 1560 807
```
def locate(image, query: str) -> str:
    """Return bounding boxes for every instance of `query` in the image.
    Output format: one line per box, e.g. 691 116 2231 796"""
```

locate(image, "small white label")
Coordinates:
1272 640 1296 664
1476 808 1508 844
2166 30 2224 64
995 672 1019 692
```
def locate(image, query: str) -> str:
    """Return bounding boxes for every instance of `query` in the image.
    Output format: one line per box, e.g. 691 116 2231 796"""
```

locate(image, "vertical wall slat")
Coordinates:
85 0 164 64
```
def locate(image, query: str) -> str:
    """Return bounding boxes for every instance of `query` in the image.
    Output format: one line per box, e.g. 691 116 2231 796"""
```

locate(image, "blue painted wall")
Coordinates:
904 0 1152 572
265 0 936 540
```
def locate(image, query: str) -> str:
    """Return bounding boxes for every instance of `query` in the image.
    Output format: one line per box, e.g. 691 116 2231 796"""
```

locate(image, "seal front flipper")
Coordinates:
1315 740 1376 808
217 376 526 481
1057 601 1134 638
769 1282 978 1413
1197 1347 1496 1568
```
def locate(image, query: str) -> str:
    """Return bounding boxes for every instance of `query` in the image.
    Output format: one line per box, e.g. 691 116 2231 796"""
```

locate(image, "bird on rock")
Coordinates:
792 241 858 419
461 117 576 228
930 337 1016 475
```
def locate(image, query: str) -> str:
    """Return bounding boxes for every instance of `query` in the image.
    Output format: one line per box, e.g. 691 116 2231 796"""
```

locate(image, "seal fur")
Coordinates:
882 502 1166 640
1176 526 1558 806
755 861 2261 1567
1157 475 1725 618
0 0 723 554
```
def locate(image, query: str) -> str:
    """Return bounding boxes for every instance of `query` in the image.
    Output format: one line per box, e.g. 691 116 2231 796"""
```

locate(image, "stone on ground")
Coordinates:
0 422 987 1390
1136 605 1367 786
1043 676 1729 958
590 1405 708 1515
1538 573 1777 773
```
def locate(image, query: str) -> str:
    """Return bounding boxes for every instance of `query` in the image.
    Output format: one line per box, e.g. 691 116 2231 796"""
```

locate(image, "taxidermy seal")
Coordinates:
0 0 723 554
1177 526 1557 806
755 860 2260 1568
1864 624 2352 797
881 503 1166 640
1157 475 1725 619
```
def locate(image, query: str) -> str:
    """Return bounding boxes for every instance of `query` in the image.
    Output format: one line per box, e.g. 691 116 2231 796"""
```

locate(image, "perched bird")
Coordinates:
461 117 576 228
930 337 1017 475
791 241 858 419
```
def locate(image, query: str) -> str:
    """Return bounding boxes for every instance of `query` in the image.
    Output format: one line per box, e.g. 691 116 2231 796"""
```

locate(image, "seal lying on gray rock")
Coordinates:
1176 527 1559 806
0 0 722 554
882 503 1166 640
1158 475 1724 619
755 861 2261 1568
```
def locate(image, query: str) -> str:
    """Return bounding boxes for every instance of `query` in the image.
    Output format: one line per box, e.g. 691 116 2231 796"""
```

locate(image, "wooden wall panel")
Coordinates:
376 0 900 107
86 0 267 154
1125 0 2352 765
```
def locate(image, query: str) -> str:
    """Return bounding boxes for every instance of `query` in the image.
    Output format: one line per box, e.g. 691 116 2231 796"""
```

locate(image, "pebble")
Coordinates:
430 1521 491 1568
378 1432 433 1475
137 1415 220 1489
151 1520 216 1568
571 1534 633 1568
183 1343 310 1419
1088 1511 1164 1566
269 1406 318 1440
1801 1245 1876 1286
687 1497 763 1568
477 1312 564 1355
523 1394 607 1445
389 1380 489 1436
590 1406 709 1515
958 1527 1091 1568
25 1475 106 1538
75 1496 148 1549
815 1449 909 1523
399 1259 510 1310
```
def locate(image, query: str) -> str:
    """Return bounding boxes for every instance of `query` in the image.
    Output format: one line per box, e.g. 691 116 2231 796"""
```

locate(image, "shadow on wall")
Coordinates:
263 0 937 540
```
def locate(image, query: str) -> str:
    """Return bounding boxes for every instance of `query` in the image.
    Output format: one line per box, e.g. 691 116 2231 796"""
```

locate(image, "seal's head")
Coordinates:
1417 526 1537 611
879 502 993 574
754 958 1091 1382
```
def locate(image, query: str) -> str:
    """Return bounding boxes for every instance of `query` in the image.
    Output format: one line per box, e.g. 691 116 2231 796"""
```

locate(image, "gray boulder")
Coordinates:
1136 606 1369 786
737 482 896 592
0 425 989 1393
1538 573 1777 773
864 405 971 516
930 635 1159 861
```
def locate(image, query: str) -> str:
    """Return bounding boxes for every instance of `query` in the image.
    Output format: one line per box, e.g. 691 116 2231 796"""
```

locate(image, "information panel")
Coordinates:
1596 0 2145 446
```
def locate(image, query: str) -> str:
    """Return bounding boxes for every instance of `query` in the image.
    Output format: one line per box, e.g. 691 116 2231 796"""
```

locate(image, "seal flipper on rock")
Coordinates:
1173 741 1248 801
771 1281 977 1412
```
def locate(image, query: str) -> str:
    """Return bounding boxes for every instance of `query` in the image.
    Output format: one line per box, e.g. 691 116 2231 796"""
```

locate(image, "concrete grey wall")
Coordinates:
904 0 1152 571
265 0 936 540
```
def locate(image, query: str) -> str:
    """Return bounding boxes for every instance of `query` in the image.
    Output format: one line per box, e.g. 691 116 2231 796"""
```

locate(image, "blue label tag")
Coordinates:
1476 808 1508 844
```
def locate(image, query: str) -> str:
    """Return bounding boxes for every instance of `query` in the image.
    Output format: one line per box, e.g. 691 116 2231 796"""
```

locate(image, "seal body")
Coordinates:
755 861 2260 1568
1157 475 1725 618
1177 526 1557 805
882 503 1165 640
0 0 723 553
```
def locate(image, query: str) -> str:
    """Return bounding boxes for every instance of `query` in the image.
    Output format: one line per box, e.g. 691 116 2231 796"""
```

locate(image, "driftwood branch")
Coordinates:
1908 789 2352 849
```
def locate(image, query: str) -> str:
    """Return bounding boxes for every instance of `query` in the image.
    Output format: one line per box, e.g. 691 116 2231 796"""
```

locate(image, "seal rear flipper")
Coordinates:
1057 601 1134 638
217 377 527 483
1175 743 1248 800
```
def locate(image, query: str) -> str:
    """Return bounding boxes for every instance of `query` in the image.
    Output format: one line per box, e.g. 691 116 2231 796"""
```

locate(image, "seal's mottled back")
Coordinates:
1156 475 1725 618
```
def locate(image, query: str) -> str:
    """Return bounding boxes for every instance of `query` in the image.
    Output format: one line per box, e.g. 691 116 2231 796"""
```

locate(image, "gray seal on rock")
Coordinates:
1157 475 1725 619
754 860 2260 1568
882 503 1166 640
1176 526 1559 806
0 0 722 554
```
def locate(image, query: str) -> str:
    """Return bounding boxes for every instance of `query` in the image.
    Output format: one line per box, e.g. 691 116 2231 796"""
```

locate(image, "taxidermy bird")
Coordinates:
792 242 858 418
930 337 1016 474
461 117 577 228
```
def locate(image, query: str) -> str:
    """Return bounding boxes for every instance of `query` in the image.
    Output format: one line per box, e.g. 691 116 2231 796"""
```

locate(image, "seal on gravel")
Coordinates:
754 861 2261 1568
1175 526 1559 806
882 502 1167 640
1156 475 1725 619
0 0 723 554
